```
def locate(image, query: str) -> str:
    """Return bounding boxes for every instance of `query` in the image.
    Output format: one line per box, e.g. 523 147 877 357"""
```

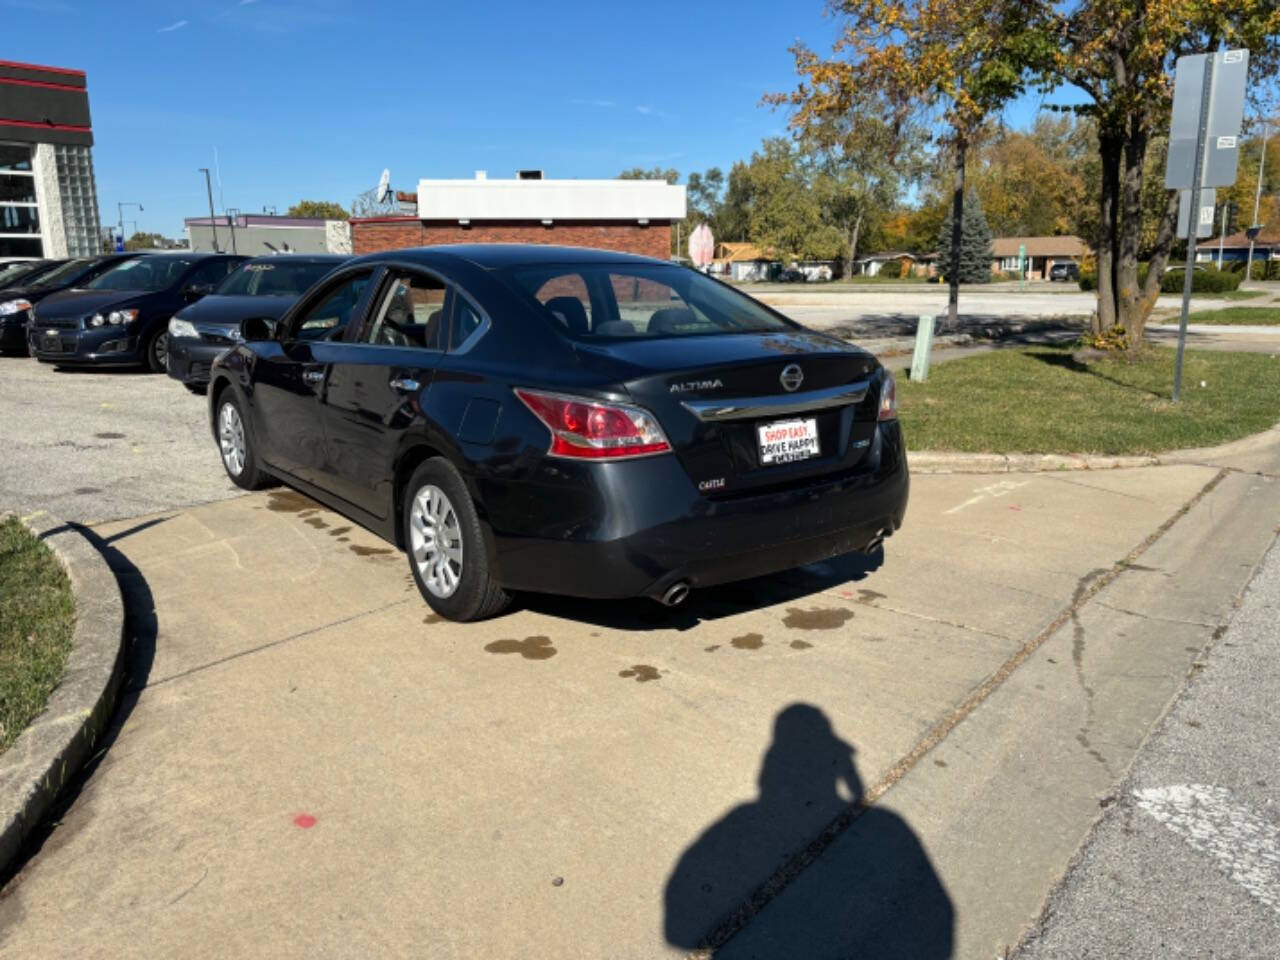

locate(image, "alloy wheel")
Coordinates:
410 483 463 598
153 332 169 370
219 401 246 477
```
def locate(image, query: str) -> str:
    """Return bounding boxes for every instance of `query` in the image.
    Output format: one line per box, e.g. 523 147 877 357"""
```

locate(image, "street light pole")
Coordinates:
1246 120 1269 283
226 207 240 255
199 168 220 253
117 201 143 248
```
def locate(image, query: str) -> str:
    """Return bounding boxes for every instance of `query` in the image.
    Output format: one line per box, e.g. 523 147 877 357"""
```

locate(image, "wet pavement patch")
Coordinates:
73 487 101 495
730 633 764 650
93 432 125 439
423 613 444 624
618 665 661 682
266 490 315 513
856 589 887 604
789 639 813 650
329 526 352 537
782 607 855 630
485 636 557 660
304 517 328 529
704 644 720 652
350 544 393 557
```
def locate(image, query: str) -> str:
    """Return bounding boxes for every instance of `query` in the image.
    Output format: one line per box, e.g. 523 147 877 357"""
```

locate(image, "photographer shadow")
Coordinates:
665 704 953 958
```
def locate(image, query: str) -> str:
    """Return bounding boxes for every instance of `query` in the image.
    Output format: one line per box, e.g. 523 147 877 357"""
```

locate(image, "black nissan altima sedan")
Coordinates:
207 245 908 621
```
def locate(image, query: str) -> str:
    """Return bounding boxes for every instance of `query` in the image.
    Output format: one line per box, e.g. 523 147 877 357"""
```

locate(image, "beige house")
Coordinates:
710 242 778 281
991 236 1087 280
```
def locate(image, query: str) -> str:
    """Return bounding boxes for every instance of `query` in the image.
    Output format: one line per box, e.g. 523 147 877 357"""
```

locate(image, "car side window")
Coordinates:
449 295 485 351
292 271 372 341
360 273 446 350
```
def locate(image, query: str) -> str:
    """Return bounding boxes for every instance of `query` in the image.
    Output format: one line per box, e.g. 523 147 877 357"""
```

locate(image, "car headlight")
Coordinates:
168 317 198 339
88 313 106 327
0 299 31 316
108 309 139 326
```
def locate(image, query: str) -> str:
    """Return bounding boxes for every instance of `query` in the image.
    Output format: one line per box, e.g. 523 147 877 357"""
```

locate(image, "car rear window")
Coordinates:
215 259 338 297
502 263 794 340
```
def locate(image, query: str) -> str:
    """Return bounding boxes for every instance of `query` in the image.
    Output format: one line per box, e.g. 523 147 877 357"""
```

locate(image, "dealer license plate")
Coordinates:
757 417 819 466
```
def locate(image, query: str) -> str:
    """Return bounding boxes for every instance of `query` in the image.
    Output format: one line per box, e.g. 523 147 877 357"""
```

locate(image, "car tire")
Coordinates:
215 390 271 490
145 329 169 373
403 457 510 622
185 383 207 396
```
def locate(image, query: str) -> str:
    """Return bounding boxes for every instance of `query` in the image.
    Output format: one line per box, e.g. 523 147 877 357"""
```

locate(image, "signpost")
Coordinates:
910 315 935 382
1018 243 1026 291
1165 49 1249 403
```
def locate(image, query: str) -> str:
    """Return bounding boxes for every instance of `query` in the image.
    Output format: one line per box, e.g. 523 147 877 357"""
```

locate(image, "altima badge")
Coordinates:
780 364 804 392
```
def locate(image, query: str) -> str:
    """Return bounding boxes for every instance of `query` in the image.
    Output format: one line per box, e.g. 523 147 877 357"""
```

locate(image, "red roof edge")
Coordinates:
0 59 86 78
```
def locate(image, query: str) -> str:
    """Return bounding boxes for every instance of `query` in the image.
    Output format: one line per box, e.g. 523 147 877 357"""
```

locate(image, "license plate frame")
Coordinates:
756 417 820 466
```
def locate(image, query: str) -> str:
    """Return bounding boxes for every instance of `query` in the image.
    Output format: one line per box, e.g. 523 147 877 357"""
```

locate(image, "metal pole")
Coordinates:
1217 202 1228 268
1246 120 1268 282
1173 54 1215 405
226 208 239 255
199 168 220 253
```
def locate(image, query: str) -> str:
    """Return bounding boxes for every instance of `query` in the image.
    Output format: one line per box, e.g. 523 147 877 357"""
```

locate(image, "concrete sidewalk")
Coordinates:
1 445 1277 957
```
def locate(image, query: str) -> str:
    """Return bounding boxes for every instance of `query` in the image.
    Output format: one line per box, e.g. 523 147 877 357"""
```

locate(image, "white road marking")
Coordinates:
943 479 1029 515
1134 783 1280 916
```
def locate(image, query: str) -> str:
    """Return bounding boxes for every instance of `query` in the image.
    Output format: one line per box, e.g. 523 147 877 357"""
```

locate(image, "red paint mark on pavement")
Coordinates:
1008 504 1022 512
293 813 317 829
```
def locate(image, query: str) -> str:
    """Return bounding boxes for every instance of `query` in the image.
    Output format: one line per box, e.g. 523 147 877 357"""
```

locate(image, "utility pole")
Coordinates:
117 200 143 248
225 207 240 255
1246 120 1269 282
199 168 220 253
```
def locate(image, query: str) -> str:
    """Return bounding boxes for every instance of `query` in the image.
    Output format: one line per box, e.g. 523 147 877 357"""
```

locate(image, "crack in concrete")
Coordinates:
1092 600 1219 629
1043 474 1156 503
685 467 1232 959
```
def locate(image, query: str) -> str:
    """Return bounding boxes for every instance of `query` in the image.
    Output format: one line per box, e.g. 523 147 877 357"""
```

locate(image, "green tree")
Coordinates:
740 139 844 261
617 167 680 185
286 200 348 220
124 231 166 251
776 0 1050 324
1036 1 1280 347
937 192 994 283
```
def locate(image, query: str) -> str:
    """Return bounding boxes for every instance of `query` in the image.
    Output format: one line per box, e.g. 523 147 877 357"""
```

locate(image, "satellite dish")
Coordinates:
376 169 392 205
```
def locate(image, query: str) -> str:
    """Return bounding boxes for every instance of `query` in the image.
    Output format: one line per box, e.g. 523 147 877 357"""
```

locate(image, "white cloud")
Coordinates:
571 98 616 108
635 105 654 115
158 19 188 32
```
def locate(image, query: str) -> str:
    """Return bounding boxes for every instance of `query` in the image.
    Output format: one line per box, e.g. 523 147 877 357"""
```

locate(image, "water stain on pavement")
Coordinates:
350 544 392 557
618 665 661 682
485 636 557 660
934 759 948 768
266 490 315 513
304 517 328 529
93 432 125 439
730 633 764 650
789 639 813 650
705 645 720 652
855 589 887 604
73 486 101 495
423 613 444 624
782 607 855 630
329 526 352 537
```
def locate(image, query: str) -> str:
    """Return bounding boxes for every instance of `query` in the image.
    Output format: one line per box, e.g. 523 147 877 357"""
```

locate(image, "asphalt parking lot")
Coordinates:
0 356 238 524
2 356 1279 958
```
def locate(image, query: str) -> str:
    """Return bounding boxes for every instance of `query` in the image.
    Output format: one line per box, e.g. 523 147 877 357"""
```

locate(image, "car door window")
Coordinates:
532 274 593 335
291 271 373 341
360 273 445 350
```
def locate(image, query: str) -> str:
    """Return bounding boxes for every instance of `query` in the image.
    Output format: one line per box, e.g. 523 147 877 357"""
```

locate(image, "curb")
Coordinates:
908 423 1280 474
0 511 125 871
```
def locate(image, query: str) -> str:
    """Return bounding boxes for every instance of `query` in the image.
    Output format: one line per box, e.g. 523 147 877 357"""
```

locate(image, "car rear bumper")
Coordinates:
28 324 144 365
486 420 909 599
167 337 227 385
0 315 28 352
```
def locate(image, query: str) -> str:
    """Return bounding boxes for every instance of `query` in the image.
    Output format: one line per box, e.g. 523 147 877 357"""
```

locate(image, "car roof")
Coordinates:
350 244 671 271
241 254 349 266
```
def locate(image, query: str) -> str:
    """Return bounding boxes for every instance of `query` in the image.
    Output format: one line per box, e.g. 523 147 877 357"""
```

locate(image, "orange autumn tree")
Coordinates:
771 0 1051 326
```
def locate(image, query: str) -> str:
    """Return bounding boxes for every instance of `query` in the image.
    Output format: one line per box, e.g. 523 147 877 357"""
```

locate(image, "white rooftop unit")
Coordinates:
415 174 686 222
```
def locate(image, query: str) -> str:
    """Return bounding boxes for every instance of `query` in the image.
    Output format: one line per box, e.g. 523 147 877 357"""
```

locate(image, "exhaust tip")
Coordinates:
656 581 691 607
863 530 887 556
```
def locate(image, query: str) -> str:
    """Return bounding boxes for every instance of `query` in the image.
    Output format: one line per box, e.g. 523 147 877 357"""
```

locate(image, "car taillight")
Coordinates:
515 388 672 460
878 372 897 421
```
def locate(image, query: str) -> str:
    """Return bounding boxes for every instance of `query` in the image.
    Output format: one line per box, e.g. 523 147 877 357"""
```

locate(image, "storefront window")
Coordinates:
0 143 42 257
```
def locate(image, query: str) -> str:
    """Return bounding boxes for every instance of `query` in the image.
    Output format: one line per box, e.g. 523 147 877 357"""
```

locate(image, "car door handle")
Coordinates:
302 369 324 384
389 378 420 393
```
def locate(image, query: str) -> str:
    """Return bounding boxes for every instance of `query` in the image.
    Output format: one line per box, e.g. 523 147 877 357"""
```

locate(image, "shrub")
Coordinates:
1079 271 1096 291
879 258 905 279
1160 266 1242 293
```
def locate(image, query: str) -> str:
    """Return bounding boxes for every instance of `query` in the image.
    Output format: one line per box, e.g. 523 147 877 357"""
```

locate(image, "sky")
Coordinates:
5 0 1083 238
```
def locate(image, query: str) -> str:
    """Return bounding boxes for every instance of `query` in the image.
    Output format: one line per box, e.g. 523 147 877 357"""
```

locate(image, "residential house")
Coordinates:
711 242 778 281
991 236 1087 280
1196 224 1280 270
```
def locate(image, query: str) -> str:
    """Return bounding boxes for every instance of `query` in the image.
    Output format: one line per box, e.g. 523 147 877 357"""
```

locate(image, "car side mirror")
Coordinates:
184 283 215 303
240 316 276 342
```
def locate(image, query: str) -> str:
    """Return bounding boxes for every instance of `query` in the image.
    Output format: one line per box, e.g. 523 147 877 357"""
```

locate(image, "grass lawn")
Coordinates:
1185 306 1280 325
896 344 1280 455
1215 290 1268 301
0 516 74 753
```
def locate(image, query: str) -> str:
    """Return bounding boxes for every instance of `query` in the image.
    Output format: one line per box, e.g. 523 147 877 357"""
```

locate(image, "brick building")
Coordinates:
350 172 685 259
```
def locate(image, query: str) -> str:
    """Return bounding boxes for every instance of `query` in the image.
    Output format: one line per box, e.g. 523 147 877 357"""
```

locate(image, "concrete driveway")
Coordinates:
3 435 1277 957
